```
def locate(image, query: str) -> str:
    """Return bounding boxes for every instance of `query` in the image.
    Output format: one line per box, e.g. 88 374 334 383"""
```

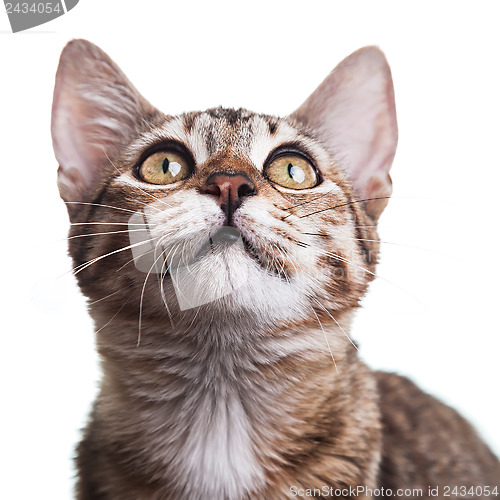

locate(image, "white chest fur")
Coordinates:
172 383 265 499
102 318 340 499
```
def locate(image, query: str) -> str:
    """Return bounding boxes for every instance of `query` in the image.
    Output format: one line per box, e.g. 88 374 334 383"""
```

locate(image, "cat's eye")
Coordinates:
139 151 191 185
265 155 318 189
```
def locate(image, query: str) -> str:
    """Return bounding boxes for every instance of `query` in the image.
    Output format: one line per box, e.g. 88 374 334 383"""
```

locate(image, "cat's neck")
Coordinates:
94 309 355 392
91 310 367 499
95 311 354 407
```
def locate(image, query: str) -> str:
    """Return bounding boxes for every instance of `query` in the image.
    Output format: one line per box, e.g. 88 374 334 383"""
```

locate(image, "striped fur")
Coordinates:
52 41 500 499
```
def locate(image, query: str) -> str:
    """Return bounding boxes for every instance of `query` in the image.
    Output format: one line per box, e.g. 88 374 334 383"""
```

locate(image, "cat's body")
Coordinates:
52 40 500 499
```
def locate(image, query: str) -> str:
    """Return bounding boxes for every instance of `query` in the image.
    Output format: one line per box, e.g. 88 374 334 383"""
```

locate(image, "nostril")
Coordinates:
237 183 256 199
201 172 256 212
203 183 221 197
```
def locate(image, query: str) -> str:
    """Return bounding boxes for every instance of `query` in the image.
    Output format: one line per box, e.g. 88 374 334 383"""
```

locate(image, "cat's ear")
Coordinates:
51 39 157 206
290 46 398 221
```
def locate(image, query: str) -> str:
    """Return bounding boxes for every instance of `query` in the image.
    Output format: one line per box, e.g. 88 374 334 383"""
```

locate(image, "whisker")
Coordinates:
65 201 145 216
347 237 444 256
67 228 147 241
95 298 131 335
318 249 430 313
267 181 295 203
159 242 182 326
39 227 148 248
70 240 152 277
299 195 444 219
273 243 291 282
282 186 343 218
172 242 189 309
302 233 442 255
183 302 202 334
129 197 173 212
88 288 122 306
137 238 171 346
116 252 143 273
283 188 336 211
313 298 358 351
281 171 351 215
311 307 338 373
299 196 391 219
70 222 147 226
318 249 377 278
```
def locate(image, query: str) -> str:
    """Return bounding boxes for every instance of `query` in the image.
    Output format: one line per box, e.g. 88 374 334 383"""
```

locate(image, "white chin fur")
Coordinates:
169 242 312 324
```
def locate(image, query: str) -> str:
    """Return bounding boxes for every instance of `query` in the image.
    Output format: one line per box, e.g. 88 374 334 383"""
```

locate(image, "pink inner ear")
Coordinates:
51 39 156 204
52 87 99 199
331 69 397 195
290 47 398 218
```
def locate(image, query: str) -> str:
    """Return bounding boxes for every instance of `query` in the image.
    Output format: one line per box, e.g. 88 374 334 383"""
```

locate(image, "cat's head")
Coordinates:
51 40 397 333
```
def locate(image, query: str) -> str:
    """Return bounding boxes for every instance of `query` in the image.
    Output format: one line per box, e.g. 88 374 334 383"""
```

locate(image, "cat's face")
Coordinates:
52 41 397 333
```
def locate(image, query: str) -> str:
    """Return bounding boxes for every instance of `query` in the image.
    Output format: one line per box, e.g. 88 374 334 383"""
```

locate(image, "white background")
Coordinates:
1 1 499 498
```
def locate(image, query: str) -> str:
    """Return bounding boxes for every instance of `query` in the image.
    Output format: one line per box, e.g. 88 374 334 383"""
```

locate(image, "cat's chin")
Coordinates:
189 225 282 279
157 233 307 315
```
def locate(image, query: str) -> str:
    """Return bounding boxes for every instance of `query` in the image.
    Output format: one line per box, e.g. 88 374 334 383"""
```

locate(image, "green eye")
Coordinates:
139 151 191 185
265 155 318 189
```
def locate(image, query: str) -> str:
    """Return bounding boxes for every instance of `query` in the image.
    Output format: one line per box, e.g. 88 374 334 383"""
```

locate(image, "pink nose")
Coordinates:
201 173 256 210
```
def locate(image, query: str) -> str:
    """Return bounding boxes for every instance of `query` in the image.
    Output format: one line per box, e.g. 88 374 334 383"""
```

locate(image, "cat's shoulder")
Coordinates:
375 371 500 487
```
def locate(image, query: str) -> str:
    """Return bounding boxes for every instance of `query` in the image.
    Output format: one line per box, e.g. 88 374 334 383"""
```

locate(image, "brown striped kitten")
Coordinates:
52 40 500 500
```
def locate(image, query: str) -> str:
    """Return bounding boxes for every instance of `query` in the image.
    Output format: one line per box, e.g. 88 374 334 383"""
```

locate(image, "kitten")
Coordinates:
52 40 500 499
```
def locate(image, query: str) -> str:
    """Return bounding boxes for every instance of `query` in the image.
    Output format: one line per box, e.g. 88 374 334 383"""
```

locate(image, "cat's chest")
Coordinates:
165 382 266 499
104 348 274 498
100 323 332 498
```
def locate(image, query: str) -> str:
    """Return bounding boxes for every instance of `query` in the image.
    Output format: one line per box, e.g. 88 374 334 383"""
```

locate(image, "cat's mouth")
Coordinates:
180 226 256 265
157 226 286 280
208 227 265 267
202 226 279 275
240 236 266 267
212 226 289 279
209 226 241 246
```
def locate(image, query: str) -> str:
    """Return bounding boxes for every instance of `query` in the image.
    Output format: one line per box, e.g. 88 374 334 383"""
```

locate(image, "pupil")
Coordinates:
162 157 170 174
